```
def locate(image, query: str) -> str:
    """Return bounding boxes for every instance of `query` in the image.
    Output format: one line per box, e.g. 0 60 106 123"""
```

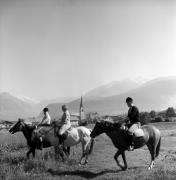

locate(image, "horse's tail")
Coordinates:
88 138 95 155
156 136 161 157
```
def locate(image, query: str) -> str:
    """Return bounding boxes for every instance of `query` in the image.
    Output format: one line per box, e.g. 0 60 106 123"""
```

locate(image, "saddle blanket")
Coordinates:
129 123 144 137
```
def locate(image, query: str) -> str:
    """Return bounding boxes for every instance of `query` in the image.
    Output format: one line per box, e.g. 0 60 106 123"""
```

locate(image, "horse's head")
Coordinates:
90 120 122 138
90 120 107 138
9 118 25 134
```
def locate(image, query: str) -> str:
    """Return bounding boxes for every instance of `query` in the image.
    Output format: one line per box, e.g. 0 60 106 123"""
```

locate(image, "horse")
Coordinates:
9 119 70 158
31 124 95 165
90 120 161 170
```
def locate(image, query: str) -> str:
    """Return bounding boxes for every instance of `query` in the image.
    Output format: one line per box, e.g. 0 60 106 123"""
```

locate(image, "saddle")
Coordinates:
52 122 73 141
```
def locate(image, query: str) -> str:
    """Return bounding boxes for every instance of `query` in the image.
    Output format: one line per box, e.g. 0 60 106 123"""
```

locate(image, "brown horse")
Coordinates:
90 120 161 170
9 119 70 158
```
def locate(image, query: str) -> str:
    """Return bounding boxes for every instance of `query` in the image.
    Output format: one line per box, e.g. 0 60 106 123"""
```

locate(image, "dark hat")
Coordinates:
126 97 133 102
43 107 49 112
62 105 68 111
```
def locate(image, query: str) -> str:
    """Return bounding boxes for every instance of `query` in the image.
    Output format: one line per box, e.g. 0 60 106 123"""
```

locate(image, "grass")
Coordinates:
1 122 176 179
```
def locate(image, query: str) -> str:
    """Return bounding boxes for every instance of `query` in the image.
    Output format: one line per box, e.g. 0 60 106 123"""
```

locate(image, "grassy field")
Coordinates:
1 122 176 180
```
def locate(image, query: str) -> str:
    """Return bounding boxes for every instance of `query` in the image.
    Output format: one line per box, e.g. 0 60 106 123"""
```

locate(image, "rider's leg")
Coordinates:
58 126 65 144
127 133 134 151
59 124 70 143
127 124 136 151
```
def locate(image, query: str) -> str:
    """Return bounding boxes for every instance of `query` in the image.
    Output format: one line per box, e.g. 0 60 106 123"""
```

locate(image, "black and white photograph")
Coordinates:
1 0 176 179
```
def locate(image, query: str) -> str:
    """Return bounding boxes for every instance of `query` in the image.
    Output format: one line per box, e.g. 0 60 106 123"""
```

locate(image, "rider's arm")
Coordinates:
40 116 45 125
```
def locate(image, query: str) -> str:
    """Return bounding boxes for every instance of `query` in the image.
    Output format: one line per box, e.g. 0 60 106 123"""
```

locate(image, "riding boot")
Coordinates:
58 135 64 151
59 135 63 144
128 134 134 151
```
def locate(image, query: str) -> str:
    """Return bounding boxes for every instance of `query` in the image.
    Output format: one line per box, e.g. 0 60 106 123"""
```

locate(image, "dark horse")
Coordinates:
90 120 161 170
9 119 70 158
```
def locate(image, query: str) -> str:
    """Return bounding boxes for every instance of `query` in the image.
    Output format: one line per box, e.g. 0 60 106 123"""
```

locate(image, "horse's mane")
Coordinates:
19 118 35 130
99 120 122 129
38 124 51 127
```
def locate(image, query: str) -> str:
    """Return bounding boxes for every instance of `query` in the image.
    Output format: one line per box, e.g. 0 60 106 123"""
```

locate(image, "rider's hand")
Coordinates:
125 118 130 123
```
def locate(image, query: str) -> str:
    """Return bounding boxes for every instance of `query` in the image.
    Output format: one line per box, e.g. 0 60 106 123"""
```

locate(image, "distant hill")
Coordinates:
81 76 176 114
46 76 176 116
0 92 38 121
0 92 77 121
38 97 77 109
1 76 176 120
84 78 143 98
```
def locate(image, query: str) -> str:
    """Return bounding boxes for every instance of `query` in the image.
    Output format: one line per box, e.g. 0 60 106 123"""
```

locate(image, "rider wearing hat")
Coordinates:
58 105 71 144
37 107 51 150
39 107 51 125
126 97 140 151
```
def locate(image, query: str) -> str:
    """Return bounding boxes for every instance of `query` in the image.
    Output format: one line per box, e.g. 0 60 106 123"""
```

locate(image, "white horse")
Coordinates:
31 125 95 165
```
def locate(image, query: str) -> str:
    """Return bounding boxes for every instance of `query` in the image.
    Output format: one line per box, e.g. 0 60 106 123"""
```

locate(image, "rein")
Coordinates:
37 126 55 136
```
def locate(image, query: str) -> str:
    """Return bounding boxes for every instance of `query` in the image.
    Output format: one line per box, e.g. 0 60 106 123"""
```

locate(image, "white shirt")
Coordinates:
42 112 51 124
61 110 71 125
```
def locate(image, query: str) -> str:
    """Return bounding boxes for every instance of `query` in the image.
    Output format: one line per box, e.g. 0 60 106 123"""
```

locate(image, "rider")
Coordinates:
58 105 71 145
38 107 51 150
39 107 51 125
125 97 140 151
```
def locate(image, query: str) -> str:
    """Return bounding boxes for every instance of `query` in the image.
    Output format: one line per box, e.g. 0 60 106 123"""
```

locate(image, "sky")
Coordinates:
0 0 176 100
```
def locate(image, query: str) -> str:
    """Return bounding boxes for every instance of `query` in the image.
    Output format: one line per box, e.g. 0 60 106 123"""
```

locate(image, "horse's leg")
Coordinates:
147 143 156 170
62 146 70 157
79 141 87 165
26 149 31 158
114 150 125 170
26 148 33 158
84 141 91 165
121 151 128 170
32 148 35 158
54 146 64 160
54 146 59 159
67 147 70 156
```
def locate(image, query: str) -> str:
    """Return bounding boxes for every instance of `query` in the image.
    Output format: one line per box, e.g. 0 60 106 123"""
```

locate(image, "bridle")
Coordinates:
35 125 55 137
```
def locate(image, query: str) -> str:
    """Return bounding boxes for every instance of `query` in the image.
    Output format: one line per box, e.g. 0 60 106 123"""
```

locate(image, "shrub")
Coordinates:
140 112 151 125
166 107 176 117
154 116 165 122
150 110 156 118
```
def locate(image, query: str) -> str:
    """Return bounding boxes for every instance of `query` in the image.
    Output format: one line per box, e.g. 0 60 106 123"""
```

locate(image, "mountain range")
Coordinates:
1 76 176 120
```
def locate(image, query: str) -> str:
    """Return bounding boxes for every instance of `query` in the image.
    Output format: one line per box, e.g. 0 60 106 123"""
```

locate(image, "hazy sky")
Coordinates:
1 0 176 100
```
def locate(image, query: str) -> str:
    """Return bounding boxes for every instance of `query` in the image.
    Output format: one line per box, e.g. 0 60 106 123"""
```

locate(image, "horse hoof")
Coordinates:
79 163 82 166
79 162 87 166
122 167 127 171
148 166 152 170
83 162 88 166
